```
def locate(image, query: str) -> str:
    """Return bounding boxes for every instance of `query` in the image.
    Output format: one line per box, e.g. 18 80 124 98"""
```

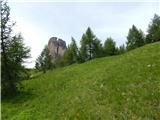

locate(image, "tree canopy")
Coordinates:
126 25 145 50
146 14 160 43
104 37 116 56
80 27 102 61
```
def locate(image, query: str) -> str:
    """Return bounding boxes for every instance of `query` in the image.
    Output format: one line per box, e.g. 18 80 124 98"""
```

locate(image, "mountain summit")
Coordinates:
48 37 66 59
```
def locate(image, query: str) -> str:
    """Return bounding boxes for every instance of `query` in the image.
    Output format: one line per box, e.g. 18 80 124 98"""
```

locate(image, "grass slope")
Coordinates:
2 42 160 120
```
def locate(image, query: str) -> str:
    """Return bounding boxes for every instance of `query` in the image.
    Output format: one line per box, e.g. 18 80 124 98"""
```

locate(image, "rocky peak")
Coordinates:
48 37 66 59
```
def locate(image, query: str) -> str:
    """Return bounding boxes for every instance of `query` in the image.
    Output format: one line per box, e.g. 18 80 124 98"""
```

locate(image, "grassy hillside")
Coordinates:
2 42 160 120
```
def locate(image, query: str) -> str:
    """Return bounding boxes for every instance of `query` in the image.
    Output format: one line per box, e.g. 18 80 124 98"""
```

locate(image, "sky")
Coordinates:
8 0 160 68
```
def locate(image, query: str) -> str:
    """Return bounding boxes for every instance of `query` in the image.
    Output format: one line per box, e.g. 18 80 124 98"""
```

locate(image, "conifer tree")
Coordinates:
63 37 79 65
1 1 30 96
146 14 160 43
103 37 116 56
80 27 102 61
35 45 53 73
126 25 145 50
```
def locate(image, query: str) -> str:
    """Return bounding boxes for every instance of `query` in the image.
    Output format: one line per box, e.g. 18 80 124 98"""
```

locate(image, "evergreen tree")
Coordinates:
103 37 116 56
126 25 145 50
92 38 103 58
1 1 13 88
53 57 65 68
86 27 95 60
1 1 30 97
80 34 88 62
146 14 160 43
70 37 79 63
80 27 101 61
35 45 53 73
63 37 79 65
118 44 126 54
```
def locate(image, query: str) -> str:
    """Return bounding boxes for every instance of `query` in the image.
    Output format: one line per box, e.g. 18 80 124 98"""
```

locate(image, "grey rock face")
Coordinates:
48 37 66 59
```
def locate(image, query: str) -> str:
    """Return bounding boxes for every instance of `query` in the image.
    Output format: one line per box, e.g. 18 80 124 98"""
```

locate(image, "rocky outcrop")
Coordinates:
48 37 66 59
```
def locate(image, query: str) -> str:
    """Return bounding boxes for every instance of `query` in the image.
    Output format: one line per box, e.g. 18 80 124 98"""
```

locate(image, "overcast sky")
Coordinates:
8 0 160 68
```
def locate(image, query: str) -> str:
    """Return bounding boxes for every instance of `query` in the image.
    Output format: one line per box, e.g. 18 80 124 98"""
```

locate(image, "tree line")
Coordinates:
36 13 160 73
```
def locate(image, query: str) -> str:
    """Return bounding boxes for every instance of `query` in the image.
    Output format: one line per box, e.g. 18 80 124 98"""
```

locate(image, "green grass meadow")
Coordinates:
2 42 160 120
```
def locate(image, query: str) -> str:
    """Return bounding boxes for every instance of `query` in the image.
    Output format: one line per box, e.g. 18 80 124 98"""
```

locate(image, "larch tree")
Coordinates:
63 37 79 65
103 37 116 56
146 14 160 43
1 1 30 97
126 25 145 50
80 27 101 61
35 45 53 73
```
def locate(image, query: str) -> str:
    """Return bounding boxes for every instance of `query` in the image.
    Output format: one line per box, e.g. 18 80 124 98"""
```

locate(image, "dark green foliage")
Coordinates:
1 35 31 97
92 38 104 58
80 34 88 62
1 1 30 97
5 34 31 78
80 27 102 62
118 44 126 54
35 45 53 73
126 25 145 50
146 14 160 43
53 57 66 68
103 37 116 56
63 37 79 65
85 27 95 60
1 1 12 86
